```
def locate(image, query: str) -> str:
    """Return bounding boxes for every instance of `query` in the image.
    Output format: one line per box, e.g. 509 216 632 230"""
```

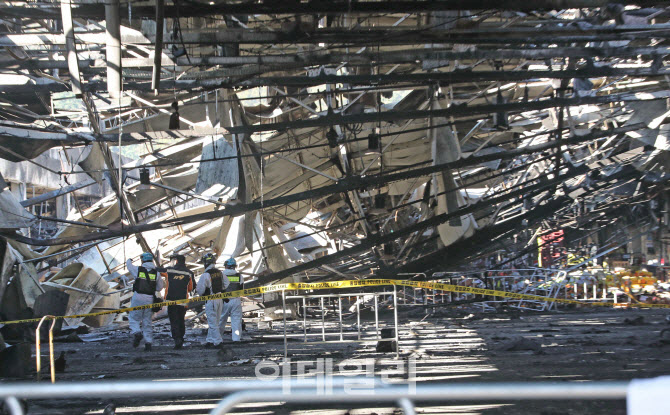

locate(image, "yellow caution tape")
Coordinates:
1 279 668 325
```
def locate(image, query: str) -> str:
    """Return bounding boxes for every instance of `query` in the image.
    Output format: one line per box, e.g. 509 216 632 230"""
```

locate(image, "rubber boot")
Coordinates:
133 332 143 348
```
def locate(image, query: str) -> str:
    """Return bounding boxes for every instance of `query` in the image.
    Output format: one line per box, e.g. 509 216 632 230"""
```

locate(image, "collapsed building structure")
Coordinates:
0 0 669 413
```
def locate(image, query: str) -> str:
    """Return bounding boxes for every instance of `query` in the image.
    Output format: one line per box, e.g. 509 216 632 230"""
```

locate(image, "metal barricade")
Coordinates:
281 288 400 359
35 316 57 384
396 268 619 312
0 378 631 415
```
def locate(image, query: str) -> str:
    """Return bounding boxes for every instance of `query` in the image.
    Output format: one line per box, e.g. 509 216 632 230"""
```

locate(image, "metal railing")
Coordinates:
35 316 57 384
397 267 626 312
396 268 566 311
281 287 400 359
0 378 631 415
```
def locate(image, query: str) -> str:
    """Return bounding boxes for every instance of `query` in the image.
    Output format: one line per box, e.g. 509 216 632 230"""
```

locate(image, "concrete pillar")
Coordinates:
640 225 648 258
262 225 298 321
151 0 165 92
631 232 642 255
60 0 82 96
9 182 28 236
105 0 121 100
55 194 71 220
10 182 26 201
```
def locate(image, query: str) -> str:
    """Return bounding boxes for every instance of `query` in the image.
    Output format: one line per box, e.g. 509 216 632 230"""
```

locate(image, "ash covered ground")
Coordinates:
11 307 670 415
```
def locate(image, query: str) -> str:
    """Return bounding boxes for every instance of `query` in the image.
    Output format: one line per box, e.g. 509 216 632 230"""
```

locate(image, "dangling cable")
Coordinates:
173 0 192 66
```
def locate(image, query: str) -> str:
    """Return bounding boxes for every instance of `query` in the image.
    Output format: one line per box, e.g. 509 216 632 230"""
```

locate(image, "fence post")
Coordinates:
302 297 307 343
282 290 287 360
393 285 399 359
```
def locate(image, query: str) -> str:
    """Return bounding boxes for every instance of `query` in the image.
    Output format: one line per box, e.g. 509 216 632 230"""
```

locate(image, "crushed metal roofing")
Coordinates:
0 1 667 288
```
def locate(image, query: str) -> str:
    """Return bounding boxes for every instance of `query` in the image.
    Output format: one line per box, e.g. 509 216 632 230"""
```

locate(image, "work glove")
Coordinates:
152 295 163 313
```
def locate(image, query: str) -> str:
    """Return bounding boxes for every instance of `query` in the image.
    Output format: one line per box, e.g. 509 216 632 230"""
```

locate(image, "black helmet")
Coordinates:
201 252 216 266
170 253 186 265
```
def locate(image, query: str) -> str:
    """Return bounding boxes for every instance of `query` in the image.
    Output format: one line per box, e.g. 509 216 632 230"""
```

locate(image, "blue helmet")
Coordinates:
224 257 237 268
140 252 154 263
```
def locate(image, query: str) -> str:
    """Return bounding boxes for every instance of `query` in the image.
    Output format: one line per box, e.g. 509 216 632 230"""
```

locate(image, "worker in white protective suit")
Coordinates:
196 253 230 348
220 257 245 341
126 252 165 351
